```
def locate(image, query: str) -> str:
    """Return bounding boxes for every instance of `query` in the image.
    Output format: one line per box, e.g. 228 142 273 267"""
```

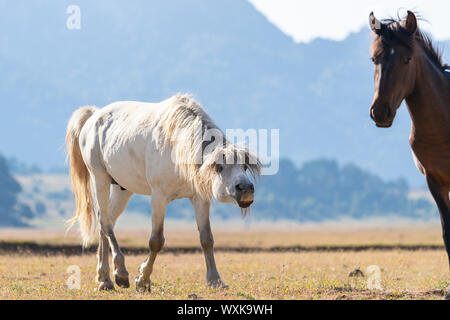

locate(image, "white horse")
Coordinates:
65 94 261 292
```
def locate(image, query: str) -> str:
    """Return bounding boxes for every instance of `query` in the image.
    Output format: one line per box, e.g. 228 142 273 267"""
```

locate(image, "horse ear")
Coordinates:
404 11 417 34
369 12 383 35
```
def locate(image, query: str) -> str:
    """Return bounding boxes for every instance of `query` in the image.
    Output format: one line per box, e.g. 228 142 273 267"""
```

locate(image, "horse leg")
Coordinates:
191 196 227 288
90 173 114 291
426 176 450 299
110 185 133 226
96 230 114 290
91 172 128 290
109 185 133 288
95 185 132 290
135 190 167 293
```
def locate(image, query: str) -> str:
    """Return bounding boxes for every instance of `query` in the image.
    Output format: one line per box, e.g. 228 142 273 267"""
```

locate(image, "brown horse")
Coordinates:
369 11 450 299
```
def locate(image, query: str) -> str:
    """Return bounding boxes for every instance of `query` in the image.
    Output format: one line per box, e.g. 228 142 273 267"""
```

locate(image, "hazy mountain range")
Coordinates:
1 0 449 186
3 154 435 227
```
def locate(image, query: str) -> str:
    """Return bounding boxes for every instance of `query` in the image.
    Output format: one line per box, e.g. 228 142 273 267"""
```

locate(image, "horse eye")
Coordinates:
216 164 224 173
404 57 412 64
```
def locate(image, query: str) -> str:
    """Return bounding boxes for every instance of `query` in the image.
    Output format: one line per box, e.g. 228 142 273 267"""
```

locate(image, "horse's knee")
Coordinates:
149 235 165 253
200 231 214 252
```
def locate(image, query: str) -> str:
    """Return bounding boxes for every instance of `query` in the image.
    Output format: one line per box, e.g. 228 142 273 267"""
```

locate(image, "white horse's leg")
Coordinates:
96 186 132 290
96 230 114 290
110 185 133 226
191 196 227 288
135 190 167 293
90 173 115 291
91 172 129 290
109 185 133 287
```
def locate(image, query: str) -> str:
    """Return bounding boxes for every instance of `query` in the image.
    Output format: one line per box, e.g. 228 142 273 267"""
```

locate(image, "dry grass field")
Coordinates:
0 225 449 300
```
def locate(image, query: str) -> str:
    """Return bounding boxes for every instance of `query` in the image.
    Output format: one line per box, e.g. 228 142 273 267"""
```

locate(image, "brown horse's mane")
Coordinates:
378 15 450 77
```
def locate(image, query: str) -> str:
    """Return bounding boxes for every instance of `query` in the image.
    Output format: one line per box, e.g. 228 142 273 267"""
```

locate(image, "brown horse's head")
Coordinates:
368 11 418 127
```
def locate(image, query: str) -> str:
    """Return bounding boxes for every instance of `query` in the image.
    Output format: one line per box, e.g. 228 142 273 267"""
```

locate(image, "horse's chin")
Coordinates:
236 192 254 208
375 120 393 128
238 200 253 208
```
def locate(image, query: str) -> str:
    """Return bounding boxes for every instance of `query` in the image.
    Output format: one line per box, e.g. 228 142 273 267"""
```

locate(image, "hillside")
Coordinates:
1 0 449 186
0 155 33 226
13 158 436 228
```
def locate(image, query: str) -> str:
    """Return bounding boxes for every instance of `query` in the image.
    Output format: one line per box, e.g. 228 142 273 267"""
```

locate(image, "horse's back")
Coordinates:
79 100 171 195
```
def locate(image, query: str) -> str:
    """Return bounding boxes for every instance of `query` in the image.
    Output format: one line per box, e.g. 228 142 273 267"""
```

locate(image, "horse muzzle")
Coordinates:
235 182 254 208
370 104 394 128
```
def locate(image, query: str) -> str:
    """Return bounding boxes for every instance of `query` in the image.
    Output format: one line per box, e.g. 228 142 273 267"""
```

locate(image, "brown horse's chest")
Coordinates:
410 135 450 185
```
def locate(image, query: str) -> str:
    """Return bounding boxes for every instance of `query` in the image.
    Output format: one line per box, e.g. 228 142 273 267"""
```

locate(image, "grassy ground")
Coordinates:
0 251 448 300
0 227 449 300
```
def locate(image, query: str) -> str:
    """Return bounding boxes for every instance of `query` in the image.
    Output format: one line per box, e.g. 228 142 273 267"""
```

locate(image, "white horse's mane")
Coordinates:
155 94 261 200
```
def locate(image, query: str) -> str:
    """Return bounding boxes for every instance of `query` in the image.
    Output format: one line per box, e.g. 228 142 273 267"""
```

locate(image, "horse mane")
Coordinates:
157 94 261 200
378 14 449 75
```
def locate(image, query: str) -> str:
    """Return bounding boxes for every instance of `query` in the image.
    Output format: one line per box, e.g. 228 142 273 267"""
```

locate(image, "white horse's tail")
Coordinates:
65 106 98 247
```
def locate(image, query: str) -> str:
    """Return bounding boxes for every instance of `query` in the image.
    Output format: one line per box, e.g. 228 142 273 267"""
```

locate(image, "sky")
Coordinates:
248 0 450 43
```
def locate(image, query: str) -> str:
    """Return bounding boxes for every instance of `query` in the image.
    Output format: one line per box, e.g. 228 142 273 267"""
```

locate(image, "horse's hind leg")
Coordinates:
97 230 114 290
110 185 133 225
91 172 129 290
135 190 167 293
109 185 133 287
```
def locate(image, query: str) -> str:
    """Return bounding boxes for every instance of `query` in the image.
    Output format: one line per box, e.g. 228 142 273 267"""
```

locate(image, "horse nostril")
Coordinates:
370 107 376 120
236 183 254 193
385 107 391 119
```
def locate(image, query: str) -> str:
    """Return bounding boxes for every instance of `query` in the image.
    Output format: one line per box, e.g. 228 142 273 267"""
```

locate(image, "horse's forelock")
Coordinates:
200 144 261 181
374 14 447 72
375 20 413 51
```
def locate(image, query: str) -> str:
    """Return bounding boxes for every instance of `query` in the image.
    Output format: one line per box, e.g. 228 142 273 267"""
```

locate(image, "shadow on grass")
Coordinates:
0 241 445 256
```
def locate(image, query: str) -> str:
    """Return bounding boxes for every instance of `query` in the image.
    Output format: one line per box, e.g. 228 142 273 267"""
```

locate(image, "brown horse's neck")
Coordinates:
405 50 450 141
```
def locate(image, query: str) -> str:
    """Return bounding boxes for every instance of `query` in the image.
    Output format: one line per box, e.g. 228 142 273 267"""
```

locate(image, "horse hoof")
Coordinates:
208 279 229 289
135 276 151 293
98 280 115 291
115 275 130 288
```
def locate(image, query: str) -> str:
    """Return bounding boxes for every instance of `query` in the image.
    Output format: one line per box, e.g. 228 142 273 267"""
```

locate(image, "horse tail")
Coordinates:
65 106 98 247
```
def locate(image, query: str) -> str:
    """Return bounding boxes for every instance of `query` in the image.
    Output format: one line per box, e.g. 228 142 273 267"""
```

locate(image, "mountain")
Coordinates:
251 158 434 222
12 158 436 224
0 154 33 226
1 0 449 186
